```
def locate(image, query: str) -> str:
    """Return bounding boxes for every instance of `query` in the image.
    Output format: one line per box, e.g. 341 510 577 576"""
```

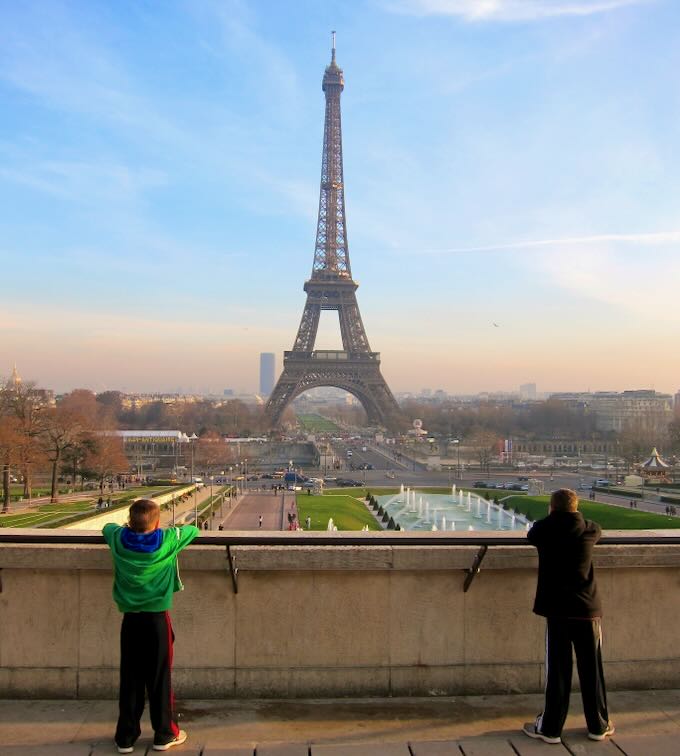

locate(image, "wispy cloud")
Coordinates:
411 230 680 255
389 0 649 21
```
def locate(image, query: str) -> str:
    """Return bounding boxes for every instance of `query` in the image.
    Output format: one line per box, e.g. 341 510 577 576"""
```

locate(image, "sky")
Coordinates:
1 0 679 396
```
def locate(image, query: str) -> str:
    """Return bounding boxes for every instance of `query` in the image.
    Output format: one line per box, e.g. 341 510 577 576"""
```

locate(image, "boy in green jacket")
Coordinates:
103 498 199 753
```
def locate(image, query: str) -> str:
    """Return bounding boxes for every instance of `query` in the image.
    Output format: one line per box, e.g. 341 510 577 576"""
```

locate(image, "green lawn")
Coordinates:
504 495 680 530
296 494 382 531
0 484 195 529
296 413 342 432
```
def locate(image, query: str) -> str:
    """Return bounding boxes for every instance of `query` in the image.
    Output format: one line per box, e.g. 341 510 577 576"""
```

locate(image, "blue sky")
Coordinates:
2 0 679 395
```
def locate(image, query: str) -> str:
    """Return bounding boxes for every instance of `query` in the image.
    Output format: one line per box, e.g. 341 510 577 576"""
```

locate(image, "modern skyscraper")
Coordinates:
260 353 276 397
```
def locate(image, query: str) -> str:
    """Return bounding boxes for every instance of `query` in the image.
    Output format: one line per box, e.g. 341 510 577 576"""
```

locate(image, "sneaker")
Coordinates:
115 744 134 754
522 721 562 744
153 729 188 751
588 722 615 741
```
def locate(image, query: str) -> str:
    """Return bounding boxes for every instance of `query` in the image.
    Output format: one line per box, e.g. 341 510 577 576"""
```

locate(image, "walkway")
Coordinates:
217 490 296 531
2 690 680 754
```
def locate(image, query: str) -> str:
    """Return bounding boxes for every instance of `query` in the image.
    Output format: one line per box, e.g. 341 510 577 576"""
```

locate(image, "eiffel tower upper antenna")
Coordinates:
331 30 336 62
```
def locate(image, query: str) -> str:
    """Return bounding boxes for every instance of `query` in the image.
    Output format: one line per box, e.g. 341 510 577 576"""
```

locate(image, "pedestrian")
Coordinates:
258 515 263 528
523 488 614 745
218 524 224 531
97 496 104 510
107 496 112 509
102 498 198 753
629 500 633 508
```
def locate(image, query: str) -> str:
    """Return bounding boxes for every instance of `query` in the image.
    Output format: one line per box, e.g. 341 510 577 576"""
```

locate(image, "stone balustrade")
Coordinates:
1 530 680 699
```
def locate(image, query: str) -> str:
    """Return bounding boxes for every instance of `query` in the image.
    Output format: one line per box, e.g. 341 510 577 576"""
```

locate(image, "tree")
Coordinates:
8 381 50 501
83 433 128 488
468 428 498 475
0 414 21 513
42 390 98 502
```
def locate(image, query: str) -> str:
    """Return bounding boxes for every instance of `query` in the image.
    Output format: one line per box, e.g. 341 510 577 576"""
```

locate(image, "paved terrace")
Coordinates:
2 690 680 754
3 532 680 754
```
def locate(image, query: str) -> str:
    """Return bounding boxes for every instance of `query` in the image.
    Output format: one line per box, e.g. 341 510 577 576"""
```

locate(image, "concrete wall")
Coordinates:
65 485 196 530
2 532 680 699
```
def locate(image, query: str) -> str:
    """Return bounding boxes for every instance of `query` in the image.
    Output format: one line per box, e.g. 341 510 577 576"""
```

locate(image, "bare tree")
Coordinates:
84 433 128 489
468 428 499 475
42 390 98 502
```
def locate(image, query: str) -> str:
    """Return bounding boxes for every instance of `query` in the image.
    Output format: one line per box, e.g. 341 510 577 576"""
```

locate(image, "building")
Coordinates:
259 353 276 397
114 430 193 475
550 390 673 434
519 383 537 400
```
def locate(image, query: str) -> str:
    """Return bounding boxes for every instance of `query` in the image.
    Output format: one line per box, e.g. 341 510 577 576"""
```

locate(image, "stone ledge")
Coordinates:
3 540 680 571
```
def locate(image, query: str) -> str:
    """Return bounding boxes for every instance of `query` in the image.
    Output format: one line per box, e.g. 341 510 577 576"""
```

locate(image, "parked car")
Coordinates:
473 481 487 488
595 479 610 487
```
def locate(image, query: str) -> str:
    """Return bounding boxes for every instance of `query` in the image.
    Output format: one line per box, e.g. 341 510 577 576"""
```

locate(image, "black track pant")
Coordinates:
115 611 180 748
538 617 609 737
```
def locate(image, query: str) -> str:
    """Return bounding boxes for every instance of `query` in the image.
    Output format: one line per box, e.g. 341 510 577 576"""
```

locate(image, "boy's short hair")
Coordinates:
550 488 579 513
128 498 160 532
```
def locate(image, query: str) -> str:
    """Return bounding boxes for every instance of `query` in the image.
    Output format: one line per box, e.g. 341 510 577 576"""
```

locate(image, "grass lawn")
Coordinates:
504 495 680 530
296 494 382 531
296 413 342 433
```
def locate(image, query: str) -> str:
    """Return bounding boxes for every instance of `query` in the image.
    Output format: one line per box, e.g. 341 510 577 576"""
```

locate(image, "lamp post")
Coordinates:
229 465 233 503
244 459 248 493
209 475 214 529
189 433 198 525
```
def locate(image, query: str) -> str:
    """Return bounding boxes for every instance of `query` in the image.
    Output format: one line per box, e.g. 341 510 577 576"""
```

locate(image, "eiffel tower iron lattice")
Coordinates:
265 37 401 429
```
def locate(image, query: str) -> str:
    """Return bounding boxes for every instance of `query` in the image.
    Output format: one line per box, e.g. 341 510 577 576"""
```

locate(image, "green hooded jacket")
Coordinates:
103 523 199 613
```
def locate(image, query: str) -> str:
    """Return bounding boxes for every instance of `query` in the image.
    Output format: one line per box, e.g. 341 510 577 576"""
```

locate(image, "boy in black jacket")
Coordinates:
523 488 614 745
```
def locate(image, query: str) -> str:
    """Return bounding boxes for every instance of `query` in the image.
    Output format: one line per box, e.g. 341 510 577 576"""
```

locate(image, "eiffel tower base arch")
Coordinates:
265 352 400 430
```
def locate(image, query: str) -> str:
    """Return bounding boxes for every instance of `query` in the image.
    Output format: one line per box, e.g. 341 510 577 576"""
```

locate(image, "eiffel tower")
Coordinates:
265 36 400 429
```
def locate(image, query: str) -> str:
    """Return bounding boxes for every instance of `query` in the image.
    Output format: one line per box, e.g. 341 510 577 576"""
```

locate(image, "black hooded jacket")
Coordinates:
527 510 602 618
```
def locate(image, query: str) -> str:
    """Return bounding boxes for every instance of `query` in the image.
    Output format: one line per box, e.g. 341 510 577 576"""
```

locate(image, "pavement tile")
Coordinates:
256 745 310 756
312 744 410 756
201 748 256 756
561 730 620 753
409 741 461 755
457 736 516 755
1 746 93 756
507 735 571 754
611 734 680 755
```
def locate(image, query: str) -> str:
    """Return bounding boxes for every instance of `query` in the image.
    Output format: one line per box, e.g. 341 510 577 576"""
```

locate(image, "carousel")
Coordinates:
639 447 672 484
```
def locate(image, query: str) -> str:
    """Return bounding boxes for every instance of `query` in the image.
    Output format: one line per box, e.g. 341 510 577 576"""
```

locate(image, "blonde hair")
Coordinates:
550 488 579 513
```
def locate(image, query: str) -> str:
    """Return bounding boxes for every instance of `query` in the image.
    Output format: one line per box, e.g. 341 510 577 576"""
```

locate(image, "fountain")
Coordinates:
327 518 335 531
380 486 529 533
399 483 405 502
451 484 456 498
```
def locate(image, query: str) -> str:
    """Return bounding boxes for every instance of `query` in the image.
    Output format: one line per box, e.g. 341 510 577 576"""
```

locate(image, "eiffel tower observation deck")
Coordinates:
265 35 401 429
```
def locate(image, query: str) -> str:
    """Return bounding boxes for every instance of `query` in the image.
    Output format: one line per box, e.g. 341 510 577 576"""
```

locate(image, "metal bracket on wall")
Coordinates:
226 545 238 594
463 545 488 592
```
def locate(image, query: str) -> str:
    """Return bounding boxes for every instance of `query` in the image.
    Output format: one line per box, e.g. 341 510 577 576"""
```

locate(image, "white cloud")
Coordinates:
389 0 649 21
413 231 680 255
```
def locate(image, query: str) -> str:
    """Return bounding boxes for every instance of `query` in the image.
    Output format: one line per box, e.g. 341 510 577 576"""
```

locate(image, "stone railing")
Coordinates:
1 530 680 699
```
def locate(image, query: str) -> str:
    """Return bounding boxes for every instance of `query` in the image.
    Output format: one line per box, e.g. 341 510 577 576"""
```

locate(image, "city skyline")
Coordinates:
2 0 679 395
